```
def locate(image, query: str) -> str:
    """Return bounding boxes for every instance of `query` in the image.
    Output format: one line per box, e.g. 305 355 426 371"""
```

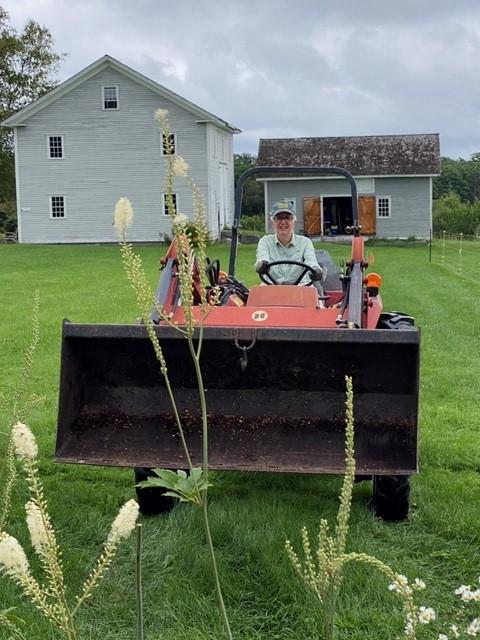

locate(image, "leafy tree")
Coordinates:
432 192 480 235
433 154 480 203
0 6 65 230
234 153 264 218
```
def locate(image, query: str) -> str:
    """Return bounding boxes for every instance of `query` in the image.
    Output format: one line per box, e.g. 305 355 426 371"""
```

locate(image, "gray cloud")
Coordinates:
4 0 480 158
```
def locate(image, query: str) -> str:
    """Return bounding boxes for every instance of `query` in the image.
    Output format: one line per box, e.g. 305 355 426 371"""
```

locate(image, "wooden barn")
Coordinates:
257 134 441 239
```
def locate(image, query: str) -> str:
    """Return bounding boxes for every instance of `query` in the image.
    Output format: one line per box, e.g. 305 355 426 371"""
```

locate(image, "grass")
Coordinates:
1 240 479 639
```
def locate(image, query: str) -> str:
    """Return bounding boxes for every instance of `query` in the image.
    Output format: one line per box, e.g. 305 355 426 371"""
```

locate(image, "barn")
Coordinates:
257 134 441 239
2 55 240 243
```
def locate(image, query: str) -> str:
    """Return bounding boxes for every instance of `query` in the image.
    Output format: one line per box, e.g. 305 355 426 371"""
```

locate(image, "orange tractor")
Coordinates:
55 167 420 521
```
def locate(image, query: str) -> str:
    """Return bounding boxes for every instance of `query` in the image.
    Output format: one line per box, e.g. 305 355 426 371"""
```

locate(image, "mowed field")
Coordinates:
1 240 479 640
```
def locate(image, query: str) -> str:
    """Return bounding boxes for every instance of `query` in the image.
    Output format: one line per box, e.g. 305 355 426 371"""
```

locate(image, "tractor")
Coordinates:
55 167 419 521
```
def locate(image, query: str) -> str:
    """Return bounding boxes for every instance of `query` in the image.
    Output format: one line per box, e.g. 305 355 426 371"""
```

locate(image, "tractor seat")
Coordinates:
246 285 318 308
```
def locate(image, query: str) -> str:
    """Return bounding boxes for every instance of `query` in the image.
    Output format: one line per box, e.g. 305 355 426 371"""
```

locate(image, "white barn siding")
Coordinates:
17 68 208 243
10 61 238 243
206 124 235 238
375 177 431 239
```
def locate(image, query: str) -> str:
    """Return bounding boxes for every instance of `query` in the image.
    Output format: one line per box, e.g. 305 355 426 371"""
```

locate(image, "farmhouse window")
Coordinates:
48 135 64 159
161 132 176 155
102 85 119 110
50 195 66 218
376 196 391 218
162 193 178 216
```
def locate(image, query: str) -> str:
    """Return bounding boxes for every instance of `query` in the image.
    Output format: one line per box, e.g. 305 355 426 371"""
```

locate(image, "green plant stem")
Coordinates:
162 371 195 474
188 336 208 480
188 335 232 640
136 524 144 640
322 580 337 640
201 496 233 640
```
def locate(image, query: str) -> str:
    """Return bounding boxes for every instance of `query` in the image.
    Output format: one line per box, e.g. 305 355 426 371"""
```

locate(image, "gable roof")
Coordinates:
2 54 241 134
257 134 440 176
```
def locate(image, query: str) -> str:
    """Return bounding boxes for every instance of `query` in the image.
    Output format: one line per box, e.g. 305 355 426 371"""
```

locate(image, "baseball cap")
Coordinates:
270 200 297 220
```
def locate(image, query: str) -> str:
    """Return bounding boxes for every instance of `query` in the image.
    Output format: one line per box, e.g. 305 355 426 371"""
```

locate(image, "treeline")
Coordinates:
0 6 64 234
432 155 480 235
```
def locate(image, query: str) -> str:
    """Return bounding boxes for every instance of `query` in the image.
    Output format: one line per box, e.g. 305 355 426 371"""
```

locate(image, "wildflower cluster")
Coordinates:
285 378 438 640
0 422 139 639
455 581 480 603
113 107 232 640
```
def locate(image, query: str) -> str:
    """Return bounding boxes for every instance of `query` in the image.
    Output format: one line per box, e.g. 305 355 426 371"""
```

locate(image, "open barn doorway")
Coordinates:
322 197 353 236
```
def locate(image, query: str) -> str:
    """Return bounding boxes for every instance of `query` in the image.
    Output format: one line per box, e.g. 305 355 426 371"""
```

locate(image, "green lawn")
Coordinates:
1 241 479 639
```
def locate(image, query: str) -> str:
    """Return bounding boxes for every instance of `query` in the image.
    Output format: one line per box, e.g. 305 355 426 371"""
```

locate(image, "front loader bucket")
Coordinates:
56 321 419 475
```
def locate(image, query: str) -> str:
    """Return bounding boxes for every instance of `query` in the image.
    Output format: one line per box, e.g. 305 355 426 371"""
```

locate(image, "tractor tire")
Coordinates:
134 467 176 516
372 475 410 521
372 312 415 521
376 311 415 330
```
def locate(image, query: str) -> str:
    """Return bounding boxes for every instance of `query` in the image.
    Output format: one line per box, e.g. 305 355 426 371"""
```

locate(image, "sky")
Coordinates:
4 0 480 159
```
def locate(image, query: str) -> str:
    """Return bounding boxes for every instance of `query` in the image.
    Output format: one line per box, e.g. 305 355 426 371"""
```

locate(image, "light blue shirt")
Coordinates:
256 234 320 284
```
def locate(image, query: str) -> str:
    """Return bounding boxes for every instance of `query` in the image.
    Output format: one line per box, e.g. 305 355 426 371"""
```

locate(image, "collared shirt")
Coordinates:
255 233 320 284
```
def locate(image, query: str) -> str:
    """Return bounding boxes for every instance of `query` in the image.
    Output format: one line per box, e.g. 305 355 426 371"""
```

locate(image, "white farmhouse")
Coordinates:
2 55 240 243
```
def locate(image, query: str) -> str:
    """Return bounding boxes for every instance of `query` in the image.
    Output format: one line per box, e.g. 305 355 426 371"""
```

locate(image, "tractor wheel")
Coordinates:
372 475 410 521
372 311 415 521
376 311 415 330
134 467 176 516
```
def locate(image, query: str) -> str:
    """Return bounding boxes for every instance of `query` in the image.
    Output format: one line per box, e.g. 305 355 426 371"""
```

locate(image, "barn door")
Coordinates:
303 197 321 236
358 196 376 235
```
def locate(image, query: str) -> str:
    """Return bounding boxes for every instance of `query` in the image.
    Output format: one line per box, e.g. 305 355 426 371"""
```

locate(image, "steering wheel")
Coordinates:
259 260 317 285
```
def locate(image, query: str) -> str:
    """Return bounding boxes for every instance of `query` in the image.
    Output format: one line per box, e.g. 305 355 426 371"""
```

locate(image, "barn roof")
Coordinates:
257 134 440 176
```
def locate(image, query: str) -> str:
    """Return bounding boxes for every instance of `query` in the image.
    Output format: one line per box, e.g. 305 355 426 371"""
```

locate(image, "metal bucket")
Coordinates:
56 321 419 475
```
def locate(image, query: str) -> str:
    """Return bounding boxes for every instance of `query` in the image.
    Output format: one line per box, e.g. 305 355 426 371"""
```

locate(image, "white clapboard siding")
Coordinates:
5 56 239 243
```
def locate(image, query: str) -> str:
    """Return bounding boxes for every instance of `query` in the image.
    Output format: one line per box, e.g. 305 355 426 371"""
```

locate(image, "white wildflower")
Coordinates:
455 584 471 596
113 197 134 236
0 534 29 577
438 634 448 640
466 618 480 637
404 618 415 637
389 574 412 594
11 421 38 461
172 155 189 178
172 213 189 229
154 108 168 122
108 500 139 543
25 501 48 552
450 624 460 638
413 578 426 590
418 606 436 624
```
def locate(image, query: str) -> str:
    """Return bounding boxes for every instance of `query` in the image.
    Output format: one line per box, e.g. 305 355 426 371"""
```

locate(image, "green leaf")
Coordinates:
137 468 212 506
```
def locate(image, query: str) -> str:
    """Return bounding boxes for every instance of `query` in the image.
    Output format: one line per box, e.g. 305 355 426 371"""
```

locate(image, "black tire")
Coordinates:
134 467 176 516
372 311 415 521
372 475 410 521
376 311 415 330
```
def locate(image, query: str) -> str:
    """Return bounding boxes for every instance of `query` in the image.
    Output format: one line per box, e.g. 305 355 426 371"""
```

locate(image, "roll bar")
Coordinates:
228 166 359 276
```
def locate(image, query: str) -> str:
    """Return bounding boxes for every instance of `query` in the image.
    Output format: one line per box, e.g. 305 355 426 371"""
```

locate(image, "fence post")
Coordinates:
441 230 446 264
429 227 432 263
458 232 463 273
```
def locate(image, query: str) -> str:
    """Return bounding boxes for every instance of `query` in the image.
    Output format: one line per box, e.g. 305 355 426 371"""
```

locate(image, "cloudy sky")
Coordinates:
4 0 480 159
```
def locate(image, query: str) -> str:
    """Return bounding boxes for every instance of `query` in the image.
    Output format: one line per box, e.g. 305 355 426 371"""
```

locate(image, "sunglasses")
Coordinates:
274 214 294 221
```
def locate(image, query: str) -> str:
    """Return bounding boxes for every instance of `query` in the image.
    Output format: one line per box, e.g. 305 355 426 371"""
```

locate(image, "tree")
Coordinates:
432 192 480 235
0 7 65 144
433 154 480 203
233 153 264 218
0 6 65 230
